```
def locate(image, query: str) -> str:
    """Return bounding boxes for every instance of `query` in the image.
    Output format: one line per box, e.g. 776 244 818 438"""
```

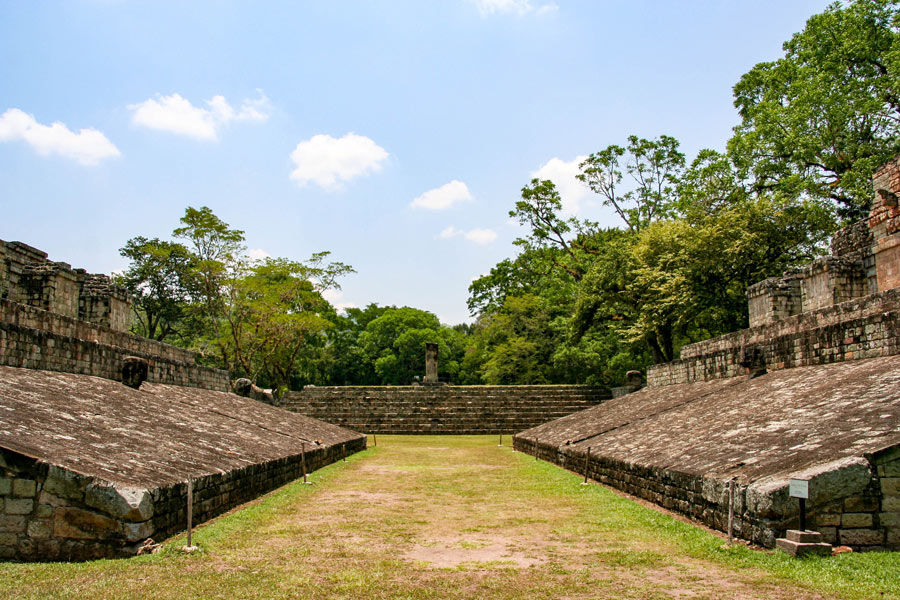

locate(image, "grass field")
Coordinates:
1 435 898 599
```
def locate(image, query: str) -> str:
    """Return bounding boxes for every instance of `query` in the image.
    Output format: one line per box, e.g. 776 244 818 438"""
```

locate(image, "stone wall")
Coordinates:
283 385 611 434
0 439 364 561
648 286 900 387
0 298 230 391
514 355 900 551
0 240 132 333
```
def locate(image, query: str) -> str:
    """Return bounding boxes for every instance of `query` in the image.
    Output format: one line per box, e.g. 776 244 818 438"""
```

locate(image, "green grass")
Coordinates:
0 435 897 599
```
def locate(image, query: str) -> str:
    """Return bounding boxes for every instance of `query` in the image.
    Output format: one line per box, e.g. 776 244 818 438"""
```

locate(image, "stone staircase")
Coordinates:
281 385 611 434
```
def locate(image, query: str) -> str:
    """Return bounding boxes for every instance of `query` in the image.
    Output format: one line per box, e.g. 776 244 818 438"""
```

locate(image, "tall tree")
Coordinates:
116 237 197 342
577 135 685 231
730 0 900 220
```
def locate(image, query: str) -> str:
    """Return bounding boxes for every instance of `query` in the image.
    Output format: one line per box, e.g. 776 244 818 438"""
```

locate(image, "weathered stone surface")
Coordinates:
12 478 37 497
122 520 154 543
841 513 874 528
882 477 900 496
26 520 51 539
0 515 26 533
0 532 17 546
52 507 122 540
839 528 885 546
0 477 9 496
43 466 87 501
284 385 611 434
85 485 153 521
0 366 364 488
5 498 34 515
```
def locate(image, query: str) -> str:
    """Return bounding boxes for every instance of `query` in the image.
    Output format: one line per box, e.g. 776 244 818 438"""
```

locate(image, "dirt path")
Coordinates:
235 435 825 600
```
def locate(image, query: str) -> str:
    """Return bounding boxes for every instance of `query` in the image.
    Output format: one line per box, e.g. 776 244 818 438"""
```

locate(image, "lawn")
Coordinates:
1 435 897 599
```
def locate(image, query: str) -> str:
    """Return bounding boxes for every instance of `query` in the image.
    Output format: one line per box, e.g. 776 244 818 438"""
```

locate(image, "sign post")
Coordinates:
789 478 810 531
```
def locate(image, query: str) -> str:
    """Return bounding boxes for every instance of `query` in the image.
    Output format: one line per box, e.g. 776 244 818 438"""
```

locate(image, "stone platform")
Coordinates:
282 385 611 434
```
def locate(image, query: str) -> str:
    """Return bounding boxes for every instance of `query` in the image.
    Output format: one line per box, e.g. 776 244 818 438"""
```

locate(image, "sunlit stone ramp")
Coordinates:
0 365 365 561
514 356 900 551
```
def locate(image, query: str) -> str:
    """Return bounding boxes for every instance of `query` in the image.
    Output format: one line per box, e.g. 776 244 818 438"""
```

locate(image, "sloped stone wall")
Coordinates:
283 385 611 434
0 299 229 391
0 439 364 561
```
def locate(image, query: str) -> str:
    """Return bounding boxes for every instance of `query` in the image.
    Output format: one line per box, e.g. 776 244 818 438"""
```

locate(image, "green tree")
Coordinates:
578 135 686 231
116 237 198 342
730 0 900 220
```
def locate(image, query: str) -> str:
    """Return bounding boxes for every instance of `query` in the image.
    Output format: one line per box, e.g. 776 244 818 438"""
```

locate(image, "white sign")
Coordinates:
789 478 809 499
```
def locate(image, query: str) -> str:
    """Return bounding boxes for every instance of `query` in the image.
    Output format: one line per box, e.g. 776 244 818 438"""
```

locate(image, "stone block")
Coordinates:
85 484 153 521
839 528 885 546
880 512 900 527
0 478 10 496
0 516 25 533
786 529 823 543
842 513 874 528
43 465 86 501
26 520 52 539
882 477 900 496
884 496 900 511
122 520 154 543
5 498 33 515
816 513 841 527
776 537 832 557
883 462 900 477
35 504 52 519
843 496 879 512
818 526 838 544
12 478 37 498
53 507 122 541
0 532 18 546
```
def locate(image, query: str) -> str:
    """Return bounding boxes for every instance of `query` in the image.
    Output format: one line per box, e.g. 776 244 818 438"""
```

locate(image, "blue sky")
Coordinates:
1 0 832 324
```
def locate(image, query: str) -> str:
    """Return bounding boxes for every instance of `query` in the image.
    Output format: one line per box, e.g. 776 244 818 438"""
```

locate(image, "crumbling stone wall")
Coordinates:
283 385 611 434
648 287 900 386
0 240 131 333
0 299 229 391
0 439 364 561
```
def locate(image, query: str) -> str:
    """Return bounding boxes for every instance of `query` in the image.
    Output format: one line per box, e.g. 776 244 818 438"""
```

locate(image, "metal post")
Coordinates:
581 447 591 485
342 443 346 461
186 477 193 548
799 497 807 531
498 433 503 447
301 442 311 484
373 434 377 447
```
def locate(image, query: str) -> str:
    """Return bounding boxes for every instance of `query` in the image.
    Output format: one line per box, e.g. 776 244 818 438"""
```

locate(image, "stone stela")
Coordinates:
424 342 439 384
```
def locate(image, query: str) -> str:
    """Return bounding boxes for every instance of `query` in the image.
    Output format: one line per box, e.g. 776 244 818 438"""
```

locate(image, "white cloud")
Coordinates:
410 180 473 210
129 90 270 141
531 155 590 215
289 133 389 189
440 226 498 245
322 288 356 313
470 0 557 17
247 248 271 261
0 108 120 166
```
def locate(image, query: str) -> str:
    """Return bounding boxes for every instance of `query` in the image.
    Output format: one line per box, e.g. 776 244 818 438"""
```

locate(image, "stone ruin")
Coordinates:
0 241 365 561
283 342 612 434
515 156 900 552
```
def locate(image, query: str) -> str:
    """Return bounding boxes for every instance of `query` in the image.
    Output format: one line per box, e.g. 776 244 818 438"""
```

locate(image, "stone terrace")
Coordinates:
283 385 611 434
515 356 900 550
0 365 365 561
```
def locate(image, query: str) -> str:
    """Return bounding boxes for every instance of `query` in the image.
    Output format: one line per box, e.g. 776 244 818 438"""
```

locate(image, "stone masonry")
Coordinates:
283 385 611 434
0 366 365 561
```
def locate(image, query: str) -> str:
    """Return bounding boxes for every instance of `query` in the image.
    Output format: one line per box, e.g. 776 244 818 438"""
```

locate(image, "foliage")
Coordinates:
577 134 685 231
729 0 900 220
115 237 198 342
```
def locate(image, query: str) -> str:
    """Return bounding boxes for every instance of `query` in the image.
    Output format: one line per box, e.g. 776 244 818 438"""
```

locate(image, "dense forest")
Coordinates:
116 0 900 392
